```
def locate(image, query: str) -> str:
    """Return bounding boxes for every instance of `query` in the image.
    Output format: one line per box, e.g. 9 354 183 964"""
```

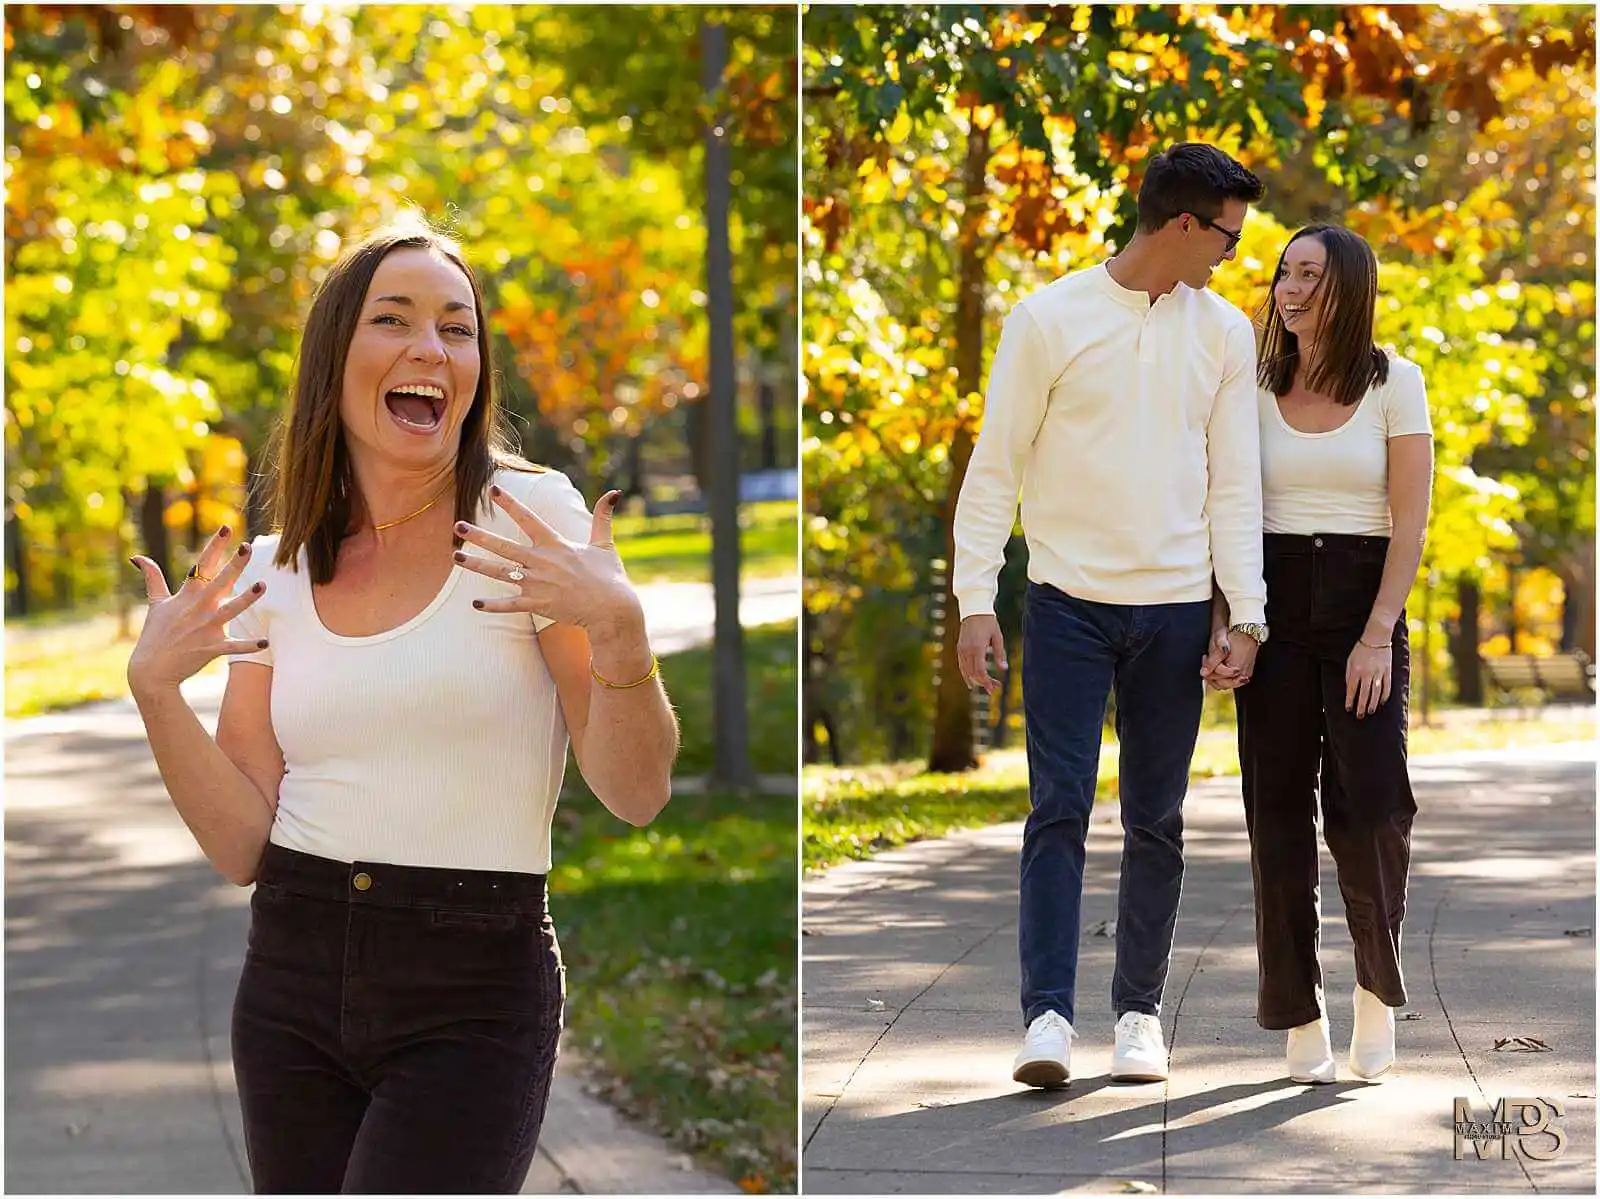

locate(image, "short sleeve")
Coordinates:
226 536 276 667
493 468 594 632
1384 359 1433 438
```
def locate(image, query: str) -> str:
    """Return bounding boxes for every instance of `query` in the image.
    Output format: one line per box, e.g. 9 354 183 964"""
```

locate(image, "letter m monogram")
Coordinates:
1454 1098 1509 1160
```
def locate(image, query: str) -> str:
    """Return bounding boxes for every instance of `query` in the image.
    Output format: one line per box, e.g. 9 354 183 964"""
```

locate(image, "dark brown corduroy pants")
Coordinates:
1236 533 1416 1030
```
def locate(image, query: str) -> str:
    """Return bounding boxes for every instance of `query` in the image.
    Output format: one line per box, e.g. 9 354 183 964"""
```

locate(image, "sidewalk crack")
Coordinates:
1161 898 1249 1195
803 916 1011 1152
1429 884 1540 1194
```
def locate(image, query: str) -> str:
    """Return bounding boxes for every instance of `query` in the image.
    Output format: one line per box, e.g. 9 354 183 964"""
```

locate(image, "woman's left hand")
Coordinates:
1344 639 1393 719
454 486 643 636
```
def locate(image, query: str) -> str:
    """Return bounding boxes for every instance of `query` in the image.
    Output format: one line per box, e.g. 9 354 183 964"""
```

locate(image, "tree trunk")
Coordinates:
758 377 778 470
684 396 713 500
138 485 171 589
701 17 753 791
624 432 645 498
1559 540 1596 659
1454 576 1483 705
245 446 272 538
927 115 990 773
1506 564 1520 654
6 503 29 618
802 605 822 765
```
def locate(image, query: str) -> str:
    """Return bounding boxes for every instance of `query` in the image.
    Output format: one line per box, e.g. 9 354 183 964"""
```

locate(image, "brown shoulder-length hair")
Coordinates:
1257 224 1389 406
264 224 543 583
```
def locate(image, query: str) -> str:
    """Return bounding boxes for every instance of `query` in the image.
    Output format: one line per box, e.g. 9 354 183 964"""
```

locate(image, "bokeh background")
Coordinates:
801 4 1595 865
6 4 798 1191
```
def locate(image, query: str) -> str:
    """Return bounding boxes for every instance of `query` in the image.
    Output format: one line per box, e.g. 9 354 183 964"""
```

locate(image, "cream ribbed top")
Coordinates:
226 466 593 874
1259 355 1432 537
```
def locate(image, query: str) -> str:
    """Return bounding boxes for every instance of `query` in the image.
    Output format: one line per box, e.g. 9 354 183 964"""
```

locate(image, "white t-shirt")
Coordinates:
1258 355 1432 536
227 465 594 873
953 263 1267 625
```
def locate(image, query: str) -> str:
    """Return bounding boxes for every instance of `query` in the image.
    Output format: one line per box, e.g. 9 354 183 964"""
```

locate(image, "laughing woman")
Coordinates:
127 226 678 1193
1206 224 1433 1085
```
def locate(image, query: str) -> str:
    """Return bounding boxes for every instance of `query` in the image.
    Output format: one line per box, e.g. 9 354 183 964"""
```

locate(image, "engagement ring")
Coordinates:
507 568 526 583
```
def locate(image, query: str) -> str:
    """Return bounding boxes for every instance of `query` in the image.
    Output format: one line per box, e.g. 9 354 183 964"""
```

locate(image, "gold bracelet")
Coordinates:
591 653 659 689
1359 637 1393 649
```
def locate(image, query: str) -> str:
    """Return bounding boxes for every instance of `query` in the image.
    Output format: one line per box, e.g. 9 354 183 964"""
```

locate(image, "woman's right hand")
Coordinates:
127 527 268 696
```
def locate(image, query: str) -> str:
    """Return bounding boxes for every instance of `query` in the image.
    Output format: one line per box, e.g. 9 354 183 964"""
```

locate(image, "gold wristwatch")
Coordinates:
1228 622 1269 646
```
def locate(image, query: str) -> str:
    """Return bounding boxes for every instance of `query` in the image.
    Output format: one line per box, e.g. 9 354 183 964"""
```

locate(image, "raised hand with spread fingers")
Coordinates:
128 526 271 695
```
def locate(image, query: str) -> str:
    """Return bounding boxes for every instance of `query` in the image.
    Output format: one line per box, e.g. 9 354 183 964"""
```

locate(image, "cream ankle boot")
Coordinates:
1286 1014 1336 1084
1348 985 1396 1079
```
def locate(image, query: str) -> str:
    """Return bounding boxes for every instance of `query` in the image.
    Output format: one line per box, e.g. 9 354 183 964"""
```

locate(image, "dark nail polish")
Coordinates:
128 557 138 569
237 544 250 556
489 484 501 497
453 551 465 563
256 639 269 649
455 522 469 534
219 525 231 538
472 600 484 610
252 582 265 593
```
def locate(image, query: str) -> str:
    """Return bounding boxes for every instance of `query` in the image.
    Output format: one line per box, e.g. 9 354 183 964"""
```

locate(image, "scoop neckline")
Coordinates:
1266 384 1373 439
302 551 465 645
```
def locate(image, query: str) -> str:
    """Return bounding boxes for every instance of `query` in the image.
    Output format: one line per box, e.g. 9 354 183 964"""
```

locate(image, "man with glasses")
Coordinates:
953 142 1267 1088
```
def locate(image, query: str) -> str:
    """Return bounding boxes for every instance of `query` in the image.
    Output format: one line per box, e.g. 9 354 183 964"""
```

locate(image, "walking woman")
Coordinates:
1206 224 1433 1084
127 226 678 1192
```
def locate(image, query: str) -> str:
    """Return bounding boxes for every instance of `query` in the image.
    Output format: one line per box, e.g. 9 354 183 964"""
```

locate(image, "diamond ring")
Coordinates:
507 568 526 584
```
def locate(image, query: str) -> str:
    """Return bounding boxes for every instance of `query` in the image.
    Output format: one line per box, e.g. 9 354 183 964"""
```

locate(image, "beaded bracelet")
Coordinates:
592 653 660 689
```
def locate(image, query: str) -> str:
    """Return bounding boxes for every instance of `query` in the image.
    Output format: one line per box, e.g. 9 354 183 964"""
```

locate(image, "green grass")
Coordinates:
614 501 796 584
804 710 1596 872
550 621 797 1193
4 608 235 719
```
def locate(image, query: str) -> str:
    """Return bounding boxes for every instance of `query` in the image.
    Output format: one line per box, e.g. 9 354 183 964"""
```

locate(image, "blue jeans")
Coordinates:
1019 583 1210 1027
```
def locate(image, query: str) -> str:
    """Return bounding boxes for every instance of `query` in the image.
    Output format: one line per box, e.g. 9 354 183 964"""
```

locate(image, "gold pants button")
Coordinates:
352 872 373 892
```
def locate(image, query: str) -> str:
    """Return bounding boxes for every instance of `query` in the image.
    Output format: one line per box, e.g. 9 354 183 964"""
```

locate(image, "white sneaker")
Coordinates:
1111 1011 1168 1082
1287 1015 1337 1084
1348 985 1396 1079
1012 1011 1073 1089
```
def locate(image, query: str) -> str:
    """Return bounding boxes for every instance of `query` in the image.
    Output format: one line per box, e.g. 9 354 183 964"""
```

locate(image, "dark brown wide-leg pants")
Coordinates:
1235 532 1417 1031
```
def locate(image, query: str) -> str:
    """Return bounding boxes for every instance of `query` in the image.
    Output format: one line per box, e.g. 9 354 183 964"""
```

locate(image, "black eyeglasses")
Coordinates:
1190 213 1243 253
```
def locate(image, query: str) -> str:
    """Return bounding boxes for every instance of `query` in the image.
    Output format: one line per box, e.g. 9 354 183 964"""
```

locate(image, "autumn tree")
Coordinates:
803 4 1595 769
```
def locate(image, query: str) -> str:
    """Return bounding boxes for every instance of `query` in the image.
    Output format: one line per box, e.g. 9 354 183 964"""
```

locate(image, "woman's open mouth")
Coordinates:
384 384 446 433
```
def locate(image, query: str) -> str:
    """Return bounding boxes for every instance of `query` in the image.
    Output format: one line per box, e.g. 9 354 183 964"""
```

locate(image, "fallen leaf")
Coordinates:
1401 1011 1424 1021
1119 1182 1158 1194
1493 1036 1552 1052
914 1099 951 1109
1563 927 1592 937
1088 919 1116 938
866 998 886 1011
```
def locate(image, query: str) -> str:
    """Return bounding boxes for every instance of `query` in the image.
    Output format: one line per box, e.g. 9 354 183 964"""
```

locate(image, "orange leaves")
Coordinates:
495 243 694 435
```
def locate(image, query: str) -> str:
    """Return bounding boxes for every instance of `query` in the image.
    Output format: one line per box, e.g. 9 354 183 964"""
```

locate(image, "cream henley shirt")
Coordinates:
954 263 1267 625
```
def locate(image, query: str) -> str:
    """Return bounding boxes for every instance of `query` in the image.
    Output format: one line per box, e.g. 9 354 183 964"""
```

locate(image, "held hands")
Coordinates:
956 614 1007 695
127 528 269 695
1200 626 1259 691
453 486 644 638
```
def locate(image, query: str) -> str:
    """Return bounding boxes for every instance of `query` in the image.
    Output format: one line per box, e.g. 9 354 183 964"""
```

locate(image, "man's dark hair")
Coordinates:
1136 143 1264 233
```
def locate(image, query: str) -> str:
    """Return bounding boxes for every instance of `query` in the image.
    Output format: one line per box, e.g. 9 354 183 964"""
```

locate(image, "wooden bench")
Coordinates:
1481 653 1596 704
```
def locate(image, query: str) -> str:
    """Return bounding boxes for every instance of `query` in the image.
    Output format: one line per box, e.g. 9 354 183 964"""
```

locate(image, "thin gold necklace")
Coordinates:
373 479 454 531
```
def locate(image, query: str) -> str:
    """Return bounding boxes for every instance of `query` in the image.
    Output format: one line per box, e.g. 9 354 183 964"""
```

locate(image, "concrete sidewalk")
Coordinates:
802 742 1596 1194
3 575 794 1194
